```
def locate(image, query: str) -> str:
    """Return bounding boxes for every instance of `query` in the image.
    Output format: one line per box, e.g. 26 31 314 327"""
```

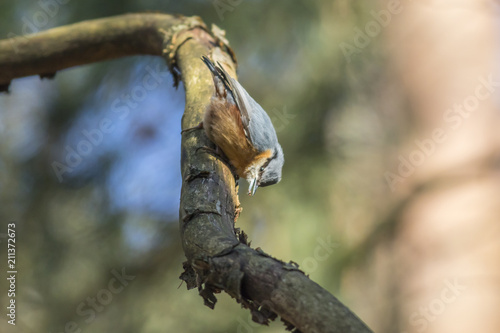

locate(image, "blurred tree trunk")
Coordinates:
386 1 500 332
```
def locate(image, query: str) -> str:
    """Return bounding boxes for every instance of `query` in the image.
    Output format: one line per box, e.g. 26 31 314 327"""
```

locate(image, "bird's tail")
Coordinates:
201 56 218 75
201 56 234 98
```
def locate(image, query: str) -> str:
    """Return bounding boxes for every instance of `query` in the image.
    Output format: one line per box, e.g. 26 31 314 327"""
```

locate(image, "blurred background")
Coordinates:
1 1 500 332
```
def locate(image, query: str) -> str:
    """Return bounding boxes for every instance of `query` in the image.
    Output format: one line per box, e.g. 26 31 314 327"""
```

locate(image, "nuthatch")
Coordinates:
183 56 284 196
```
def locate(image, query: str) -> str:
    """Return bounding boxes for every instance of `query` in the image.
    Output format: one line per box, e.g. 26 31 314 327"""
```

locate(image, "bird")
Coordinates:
182 56 284 196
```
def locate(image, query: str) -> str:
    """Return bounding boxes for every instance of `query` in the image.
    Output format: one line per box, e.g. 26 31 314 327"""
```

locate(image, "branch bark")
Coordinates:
0 13 372 333
0 13 203 90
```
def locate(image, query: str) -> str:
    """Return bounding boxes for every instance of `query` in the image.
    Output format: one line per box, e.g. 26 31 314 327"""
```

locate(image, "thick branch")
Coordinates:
176 26 372 333
0 13 204 90
0 13 372 333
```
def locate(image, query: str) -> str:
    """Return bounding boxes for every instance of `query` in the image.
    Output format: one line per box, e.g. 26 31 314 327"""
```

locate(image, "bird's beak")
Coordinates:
248 178 258 196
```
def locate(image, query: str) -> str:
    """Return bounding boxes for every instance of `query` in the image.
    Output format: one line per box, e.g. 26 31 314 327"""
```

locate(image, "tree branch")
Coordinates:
176 20 372 333
0 13 204 91
0 13 372 333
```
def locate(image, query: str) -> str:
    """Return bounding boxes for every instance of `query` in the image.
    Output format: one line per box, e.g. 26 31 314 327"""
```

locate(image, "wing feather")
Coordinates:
201 56 252 140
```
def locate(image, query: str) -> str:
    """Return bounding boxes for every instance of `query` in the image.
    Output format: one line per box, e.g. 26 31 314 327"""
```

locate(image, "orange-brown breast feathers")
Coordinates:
204 98 258 178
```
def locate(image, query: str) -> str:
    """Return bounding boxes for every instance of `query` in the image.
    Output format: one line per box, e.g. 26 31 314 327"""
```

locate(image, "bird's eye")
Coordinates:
260 167 265 172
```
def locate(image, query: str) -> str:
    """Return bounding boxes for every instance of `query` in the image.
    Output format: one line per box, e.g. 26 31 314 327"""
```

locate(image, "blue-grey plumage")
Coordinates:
200 56 284 195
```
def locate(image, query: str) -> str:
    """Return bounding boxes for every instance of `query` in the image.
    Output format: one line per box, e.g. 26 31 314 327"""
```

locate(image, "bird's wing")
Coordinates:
202 57 276 149
206 58 251 139
221 70 252 132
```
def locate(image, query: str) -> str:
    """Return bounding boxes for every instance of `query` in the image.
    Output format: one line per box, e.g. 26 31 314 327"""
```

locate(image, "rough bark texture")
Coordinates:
0 13 372 333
